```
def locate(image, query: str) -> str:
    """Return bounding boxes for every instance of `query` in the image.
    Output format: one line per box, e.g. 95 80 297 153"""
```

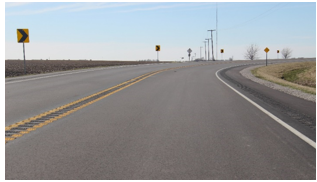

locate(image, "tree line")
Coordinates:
245 44 293 60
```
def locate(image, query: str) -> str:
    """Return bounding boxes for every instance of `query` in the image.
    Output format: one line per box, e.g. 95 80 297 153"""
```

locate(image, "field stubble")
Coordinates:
5 60 164 77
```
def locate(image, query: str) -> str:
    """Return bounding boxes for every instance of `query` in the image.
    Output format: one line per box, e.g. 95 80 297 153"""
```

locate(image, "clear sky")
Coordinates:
5 1 316 61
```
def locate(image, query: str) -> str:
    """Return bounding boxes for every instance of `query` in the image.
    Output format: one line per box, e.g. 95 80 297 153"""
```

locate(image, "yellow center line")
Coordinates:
5 62 224 144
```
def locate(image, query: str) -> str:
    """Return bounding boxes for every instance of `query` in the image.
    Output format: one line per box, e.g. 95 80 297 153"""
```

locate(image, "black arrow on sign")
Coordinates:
156 46 160 51
18 29 28 43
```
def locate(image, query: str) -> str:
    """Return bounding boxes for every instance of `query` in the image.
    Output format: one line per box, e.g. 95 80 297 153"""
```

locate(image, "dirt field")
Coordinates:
252 61 316 94
5 60 166 77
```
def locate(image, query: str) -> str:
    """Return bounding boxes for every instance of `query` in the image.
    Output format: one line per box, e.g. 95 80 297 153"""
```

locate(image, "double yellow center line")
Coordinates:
6 63 215 144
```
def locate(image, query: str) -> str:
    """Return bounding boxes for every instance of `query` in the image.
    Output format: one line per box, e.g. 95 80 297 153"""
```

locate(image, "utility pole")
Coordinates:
200 46 202 60
208 29 216 61
203 41 207 61
205 38 210 61
216 3 218 61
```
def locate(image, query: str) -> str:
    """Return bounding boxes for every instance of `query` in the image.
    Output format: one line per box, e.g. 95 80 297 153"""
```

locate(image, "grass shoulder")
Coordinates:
251 61 316 95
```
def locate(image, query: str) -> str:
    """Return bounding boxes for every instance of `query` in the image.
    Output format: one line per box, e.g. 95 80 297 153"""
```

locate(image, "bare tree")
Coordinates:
244 44 259 60
281 48 292 59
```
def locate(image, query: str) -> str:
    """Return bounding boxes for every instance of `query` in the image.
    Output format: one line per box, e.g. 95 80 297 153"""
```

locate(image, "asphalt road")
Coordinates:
5 59 316 179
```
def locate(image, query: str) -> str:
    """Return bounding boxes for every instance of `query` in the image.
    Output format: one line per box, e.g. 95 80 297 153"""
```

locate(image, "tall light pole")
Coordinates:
208 29 216 61
205 38 210 61
200 46 202 60
203 41 207 61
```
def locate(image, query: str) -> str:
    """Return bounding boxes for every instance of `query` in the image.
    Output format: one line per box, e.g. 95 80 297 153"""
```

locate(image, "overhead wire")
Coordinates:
219 2 290 31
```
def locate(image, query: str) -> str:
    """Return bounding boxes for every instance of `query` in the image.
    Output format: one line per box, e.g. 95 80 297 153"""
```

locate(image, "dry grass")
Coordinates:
296 66 316 87
252 61 316 95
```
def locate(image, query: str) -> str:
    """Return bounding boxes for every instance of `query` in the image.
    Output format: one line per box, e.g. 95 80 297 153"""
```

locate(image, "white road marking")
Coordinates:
5 63 161 84
6 67 109 84
216 67 316 149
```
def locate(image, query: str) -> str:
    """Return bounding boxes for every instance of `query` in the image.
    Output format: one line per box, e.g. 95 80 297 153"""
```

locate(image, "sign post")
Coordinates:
264 47 270 66
277 50 279 59
17 29 29 74
187 48 192 61
155 45 160 62
220 49 224 61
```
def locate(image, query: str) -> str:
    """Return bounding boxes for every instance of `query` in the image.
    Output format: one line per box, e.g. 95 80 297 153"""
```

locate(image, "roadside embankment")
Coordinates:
251 61 316 95
240 61 316 102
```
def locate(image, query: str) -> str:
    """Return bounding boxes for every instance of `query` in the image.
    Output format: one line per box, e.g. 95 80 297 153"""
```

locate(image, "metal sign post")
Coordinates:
220 49 224 61
23 43 26 74
187 48 192 61
17 29 29 74
264 47 270 66
155 45 160 62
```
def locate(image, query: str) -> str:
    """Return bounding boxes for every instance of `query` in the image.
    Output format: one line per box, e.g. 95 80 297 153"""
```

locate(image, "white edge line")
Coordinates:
216 66 316 149
5 63 160 84
5 62 175 84
6 67 108 84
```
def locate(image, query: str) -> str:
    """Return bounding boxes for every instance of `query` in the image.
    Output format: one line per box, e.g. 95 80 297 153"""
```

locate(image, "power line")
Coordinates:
220 2 289 31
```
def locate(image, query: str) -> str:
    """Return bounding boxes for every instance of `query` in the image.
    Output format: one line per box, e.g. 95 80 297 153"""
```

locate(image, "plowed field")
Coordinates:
5 60 164 77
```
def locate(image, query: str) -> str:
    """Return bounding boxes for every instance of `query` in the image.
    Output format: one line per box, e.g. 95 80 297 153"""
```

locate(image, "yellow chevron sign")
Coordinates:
17 29 29 43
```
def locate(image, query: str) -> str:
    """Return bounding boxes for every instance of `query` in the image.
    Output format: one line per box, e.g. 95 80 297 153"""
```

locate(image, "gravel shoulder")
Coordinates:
240 65 316 103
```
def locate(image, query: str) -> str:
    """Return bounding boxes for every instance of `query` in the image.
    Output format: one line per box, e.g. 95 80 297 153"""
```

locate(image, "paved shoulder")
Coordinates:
218 65 315 142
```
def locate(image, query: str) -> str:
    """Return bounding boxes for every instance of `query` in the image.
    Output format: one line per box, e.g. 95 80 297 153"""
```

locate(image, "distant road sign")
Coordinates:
17 29 29 43
220 49 224 53
187 48 192 53
277 50 280 53
264 47 270 53
156 45 160 51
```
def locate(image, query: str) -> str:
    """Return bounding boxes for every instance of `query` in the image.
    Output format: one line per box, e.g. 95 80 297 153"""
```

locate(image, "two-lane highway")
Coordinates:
5 60 315 179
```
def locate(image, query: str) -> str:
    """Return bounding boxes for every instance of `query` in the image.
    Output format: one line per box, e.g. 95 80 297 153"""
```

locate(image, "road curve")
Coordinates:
6 60 316 179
